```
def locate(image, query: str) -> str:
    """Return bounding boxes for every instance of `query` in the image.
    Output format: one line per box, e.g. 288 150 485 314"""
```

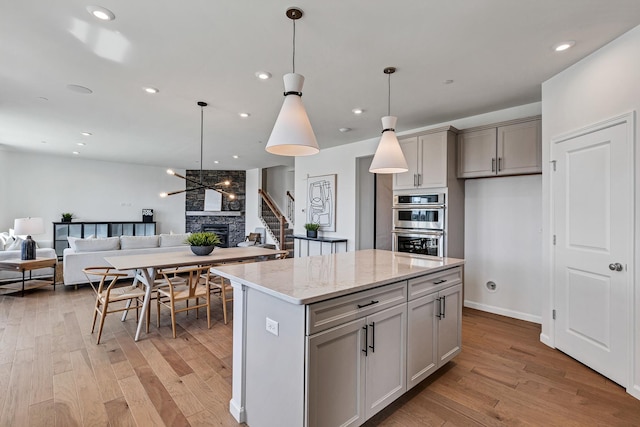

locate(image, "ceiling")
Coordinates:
2 1 639 171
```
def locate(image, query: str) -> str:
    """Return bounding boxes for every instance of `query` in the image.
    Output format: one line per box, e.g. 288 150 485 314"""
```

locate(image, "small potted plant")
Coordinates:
61 213 73 223
185 231 221 256
304 222 320 239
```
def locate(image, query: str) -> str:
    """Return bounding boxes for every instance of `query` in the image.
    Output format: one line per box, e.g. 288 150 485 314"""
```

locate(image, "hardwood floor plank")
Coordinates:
53 369 82 427
151 335 194 377
104 396 137 427
0 348 34 427
70 349 110 426
31 334 54 404
0 361 12 417
29 398 56 427
134 363 190 426
138 338 205 418
119 374 167 427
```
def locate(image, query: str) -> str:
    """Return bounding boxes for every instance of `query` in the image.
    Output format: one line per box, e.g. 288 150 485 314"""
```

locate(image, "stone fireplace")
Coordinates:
185 170 246 247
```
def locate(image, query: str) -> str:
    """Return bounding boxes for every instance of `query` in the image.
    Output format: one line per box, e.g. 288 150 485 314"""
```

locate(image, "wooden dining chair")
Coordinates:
156 265 211 338
83 266 147 344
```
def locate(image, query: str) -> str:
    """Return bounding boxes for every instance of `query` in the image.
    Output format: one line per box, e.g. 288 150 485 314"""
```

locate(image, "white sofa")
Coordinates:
63 234 191 286
0 248 57 282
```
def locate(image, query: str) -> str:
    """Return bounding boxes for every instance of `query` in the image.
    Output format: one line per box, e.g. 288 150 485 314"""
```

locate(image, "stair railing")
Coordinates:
286 191 295 226
258 189 286 249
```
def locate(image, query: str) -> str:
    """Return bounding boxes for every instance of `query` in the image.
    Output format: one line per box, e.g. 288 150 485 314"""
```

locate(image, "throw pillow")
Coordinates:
6 236 24 251
74 237 120 252
159 233 191 247
67 236 79 251
120 235 159 250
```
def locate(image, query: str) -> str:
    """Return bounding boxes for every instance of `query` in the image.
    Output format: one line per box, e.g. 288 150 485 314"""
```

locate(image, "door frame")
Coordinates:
548 111 636 396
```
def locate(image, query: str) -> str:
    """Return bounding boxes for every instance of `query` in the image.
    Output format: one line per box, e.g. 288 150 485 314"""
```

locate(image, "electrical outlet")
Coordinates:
266 317 279 336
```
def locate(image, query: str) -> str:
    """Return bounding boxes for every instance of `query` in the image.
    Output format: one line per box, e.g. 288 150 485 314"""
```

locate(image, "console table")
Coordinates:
291 234 348 257
53 221 156 259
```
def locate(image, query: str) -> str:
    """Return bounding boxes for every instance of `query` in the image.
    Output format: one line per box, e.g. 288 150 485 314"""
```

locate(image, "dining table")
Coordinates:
104 246 288 341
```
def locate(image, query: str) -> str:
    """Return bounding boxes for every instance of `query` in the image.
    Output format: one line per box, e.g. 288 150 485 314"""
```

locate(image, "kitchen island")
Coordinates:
211 249 464 427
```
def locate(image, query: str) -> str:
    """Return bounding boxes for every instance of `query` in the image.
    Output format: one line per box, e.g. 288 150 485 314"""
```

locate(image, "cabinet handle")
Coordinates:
362 325 368 356
369 322 375 353
413 174 417 186
491 158 496 172
441 295 446 319
357 300 379 309
418 174 422 186
435 297 442 319
498 157 502 172
433 279 447 285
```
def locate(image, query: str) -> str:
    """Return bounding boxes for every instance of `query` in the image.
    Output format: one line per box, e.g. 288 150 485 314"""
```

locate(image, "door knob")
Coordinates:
609 263 623 271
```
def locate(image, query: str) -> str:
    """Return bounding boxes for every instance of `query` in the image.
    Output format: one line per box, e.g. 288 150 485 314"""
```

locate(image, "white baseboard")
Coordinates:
229 399 245 423
539 332 554 348
628 384 640 400
463 300 542 324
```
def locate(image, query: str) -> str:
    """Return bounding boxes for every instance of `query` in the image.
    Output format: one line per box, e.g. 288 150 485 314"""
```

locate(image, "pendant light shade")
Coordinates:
369 116 408 173
265 8 319 157
369 67 409 174
265 73 319 156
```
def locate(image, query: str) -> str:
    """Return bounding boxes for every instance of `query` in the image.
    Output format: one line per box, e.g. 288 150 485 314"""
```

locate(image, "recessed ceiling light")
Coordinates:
239 112 250 118
214 160 220 164
38 97 48 101
81 132 92 136
143 87 159 94
77 142 86 146
255 71 272 80
232 155 239 159
87 5 115 21
72 151 80 155
553 41 575 52
41 140 47 144
352 108 364 115
443 79 454 85
339 127 351 133
67 84 93 94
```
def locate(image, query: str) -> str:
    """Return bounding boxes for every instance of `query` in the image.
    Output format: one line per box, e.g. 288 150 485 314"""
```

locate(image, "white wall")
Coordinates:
0 151 185 245
464 175 542 323
265 166 294 216
541 25 640 398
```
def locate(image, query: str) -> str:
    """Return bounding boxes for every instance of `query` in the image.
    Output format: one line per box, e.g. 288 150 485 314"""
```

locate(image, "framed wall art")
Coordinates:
307 174 336 231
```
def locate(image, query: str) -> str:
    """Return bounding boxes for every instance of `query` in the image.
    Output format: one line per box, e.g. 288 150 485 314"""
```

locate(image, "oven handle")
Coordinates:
392 229 444 237
392 204 445 210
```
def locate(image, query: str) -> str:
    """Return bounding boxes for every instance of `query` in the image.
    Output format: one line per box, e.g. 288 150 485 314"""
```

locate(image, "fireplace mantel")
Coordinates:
186 211 243 217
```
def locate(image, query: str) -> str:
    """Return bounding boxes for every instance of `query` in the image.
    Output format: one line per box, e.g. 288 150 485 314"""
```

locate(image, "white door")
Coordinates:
552 120 631 386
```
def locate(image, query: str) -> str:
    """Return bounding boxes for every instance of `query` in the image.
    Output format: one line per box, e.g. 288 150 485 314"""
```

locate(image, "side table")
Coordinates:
0 257 57 297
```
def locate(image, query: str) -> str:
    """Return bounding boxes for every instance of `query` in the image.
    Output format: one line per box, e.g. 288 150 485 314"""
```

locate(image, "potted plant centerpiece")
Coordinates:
61 213 73 223
304 222 320 239
185 231 221 256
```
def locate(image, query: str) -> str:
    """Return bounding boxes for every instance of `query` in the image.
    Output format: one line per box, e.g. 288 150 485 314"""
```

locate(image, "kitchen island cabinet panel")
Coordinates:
213 250 464 427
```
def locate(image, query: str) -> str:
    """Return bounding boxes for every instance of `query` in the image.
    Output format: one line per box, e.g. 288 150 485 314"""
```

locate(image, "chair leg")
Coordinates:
96 300 109 344
157 296 161 327
122 298 132 322
221 282 228 325
170 300 177 338
91 297 100 332
196 297 199 319
146 299 151 333
206 292 211 329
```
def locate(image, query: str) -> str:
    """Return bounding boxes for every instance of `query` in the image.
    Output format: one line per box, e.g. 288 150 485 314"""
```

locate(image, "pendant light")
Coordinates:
369 67 409 174
160 101 235 199
265 7 319 157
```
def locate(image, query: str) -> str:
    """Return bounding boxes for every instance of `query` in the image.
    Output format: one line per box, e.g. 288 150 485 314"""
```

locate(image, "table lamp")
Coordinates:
14 217 45 260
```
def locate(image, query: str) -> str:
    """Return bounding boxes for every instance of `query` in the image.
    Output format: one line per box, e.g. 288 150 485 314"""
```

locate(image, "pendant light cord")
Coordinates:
292 18 296 73
199 105 204 185
387 72 391 116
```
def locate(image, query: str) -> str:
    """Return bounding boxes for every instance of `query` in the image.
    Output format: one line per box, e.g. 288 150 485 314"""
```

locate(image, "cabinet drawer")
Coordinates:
408 267 462 301
307 281 407 335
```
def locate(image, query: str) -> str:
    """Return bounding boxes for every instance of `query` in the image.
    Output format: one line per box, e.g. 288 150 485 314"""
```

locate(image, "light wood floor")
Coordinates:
1 285 639 426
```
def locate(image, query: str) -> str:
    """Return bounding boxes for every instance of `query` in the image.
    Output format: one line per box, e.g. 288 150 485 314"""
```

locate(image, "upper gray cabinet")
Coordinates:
457 117 541 178
393 126 458 190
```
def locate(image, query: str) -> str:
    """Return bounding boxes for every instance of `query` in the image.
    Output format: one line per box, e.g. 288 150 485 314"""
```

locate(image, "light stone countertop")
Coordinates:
210 249 464 305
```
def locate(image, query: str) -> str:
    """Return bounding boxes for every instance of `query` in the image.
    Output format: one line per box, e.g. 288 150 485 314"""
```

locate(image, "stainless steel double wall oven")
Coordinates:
392 193 445 256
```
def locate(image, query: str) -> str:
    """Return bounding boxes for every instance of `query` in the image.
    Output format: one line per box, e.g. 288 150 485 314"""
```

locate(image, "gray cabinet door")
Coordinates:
497 119 542 175
393 137 419 190
364 304 407 419
407 292 439 389
307 318 366 427
457 128 497 178
437 283 463 365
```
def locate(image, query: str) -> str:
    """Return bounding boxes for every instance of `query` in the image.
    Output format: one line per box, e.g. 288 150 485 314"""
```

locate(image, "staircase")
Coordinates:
258 189 294 256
